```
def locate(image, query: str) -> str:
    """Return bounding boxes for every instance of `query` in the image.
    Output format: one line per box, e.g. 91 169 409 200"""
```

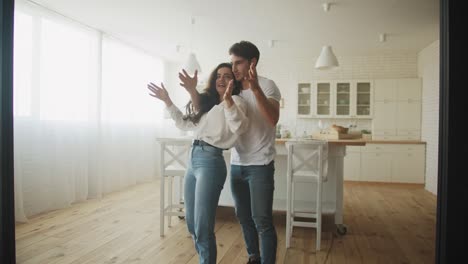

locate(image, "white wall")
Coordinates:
418 40 440 195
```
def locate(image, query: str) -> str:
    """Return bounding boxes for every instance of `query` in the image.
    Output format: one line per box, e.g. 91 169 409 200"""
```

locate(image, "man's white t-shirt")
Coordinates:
231 76 281 166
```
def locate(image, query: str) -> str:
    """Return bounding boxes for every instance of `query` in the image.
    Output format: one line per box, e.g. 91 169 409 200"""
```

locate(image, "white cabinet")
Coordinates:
373 101 397 136
372 78 421 140
392 154 425 183
344 153 361 181
335 82 351 117
315 82 333 117
360 144 393 182
397 79 421 101
344 147 361 181
391 145 425 183
354 81 373 118
361 152 392 182
343 144 426 184
396 101 421 139
297 83 312 117
334 80 373 118
296 80 372 118
374 79 396 101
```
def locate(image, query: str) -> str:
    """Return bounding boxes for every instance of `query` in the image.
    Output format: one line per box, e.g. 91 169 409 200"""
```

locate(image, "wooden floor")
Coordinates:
15 181 436 264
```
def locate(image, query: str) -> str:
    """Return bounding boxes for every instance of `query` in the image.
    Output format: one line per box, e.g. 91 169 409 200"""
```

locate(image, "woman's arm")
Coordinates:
148 82 196 131
223 81 248 135
224 96 249 135
179 69 201 111
166 104 197 131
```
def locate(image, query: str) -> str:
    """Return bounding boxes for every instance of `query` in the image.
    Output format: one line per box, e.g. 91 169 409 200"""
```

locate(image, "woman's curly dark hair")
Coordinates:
183 63 241 124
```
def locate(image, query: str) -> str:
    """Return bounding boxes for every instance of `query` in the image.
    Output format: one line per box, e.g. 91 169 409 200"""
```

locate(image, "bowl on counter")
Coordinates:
331 124 349 134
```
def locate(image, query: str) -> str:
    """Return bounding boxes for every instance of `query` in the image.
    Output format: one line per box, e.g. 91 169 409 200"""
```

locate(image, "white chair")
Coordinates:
285 140 328 251
156 138 192 236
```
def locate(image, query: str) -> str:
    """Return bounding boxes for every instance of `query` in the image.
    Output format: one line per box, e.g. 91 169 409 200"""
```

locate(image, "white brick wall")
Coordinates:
418 40 440 195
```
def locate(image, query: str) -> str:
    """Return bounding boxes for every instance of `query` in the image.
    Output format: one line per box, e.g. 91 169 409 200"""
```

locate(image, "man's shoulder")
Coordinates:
258 76 275 85
258 76 278 91
258 76 281 99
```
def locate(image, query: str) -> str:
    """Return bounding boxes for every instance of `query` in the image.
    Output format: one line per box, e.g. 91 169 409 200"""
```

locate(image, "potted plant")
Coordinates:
276 124 282 138
361 129 372 140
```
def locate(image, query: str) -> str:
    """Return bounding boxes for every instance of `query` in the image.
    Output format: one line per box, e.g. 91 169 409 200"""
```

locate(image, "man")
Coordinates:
229 41 281 264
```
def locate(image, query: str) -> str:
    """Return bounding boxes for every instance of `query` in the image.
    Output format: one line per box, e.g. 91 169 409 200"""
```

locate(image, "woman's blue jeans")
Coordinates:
184 144 226 264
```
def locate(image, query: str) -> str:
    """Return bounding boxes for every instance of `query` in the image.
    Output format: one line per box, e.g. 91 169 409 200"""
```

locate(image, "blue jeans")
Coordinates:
184 144 227 264
231 161 277 264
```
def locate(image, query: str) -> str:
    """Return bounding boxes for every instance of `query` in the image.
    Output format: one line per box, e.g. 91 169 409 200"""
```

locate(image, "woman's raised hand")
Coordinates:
148 82 173 107
179 69 198 95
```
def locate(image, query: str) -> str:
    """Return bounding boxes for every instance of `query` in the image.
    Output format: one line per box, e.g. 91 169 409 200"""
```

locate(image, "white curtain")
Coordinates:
13 1 170 222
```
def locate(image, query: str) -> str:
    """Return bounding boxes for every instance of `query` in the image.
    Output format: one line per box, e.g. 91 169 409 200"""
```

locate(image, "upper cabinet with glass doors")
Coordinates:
315 82 332 117
353 81 373 118
296 80 373 118
335 82 351 117
297 83 312 117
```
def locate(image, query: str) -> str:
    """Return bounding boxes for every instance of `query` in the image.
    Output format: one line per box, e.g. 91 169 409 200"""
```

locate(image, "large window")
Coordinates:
13 11 33 117
101 36 164 124
13 3 164 123
13 1 166 221
39 17 99 121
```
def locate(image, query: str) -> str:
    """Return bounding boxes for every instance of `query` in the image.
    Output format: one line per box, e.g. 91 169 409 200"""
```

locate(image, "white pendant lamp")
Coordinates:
184 52 202 74
315 45 339 70
184 17 202 74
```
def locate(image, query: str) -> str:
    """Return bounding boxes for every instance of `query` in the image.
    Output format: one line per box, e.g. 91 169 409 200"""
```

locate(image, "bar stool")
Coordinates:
285 140 328 251
156 138 192 236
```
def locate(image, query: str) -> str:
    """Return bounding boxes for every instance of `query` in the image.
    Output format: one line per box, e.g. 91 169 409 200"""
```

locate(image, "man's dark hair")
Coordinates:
229 41 260 63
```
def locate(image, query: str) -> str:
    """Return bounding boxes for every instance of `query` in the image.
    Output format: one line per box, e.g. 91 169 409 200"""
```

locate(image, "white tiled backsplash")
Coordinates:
281 118 372 138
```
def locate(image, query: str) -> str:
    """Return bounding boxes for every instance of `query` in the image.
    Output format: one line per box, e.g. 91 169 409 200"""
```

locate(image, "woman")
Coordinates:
148 63 248 264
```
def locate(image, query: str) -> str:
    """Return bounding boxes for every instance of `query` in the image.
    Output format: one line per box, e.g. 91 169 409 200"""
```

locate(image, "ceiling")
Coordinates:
26 0 439 63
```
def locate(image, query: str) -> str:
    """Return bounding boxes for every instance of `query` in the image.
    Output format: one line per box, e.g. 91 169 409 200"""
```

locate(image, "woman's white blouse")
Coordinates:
166 95 249 149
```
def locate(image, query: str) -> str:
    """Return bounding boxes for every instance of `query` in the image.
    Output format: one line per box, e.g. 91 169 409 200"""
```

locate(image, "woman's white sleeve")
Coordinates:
224 96 249 135
166 104 197 131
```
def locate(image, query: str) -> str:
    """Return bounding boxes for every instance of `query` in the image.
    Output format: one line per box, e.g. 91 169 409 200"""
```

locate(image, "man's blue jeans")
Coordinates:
184 144 227 264
231 161 277 264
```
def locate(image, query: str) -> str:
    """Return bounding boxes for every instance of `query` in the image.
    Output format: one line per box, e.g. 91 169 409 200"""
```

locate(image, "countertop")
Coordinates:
275 138 425 145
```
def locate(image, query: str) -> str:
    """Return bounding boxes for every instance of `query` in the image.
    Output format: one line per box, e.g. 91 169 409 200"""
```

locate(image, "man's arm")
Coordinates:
252 89 280 127
247 63 280 127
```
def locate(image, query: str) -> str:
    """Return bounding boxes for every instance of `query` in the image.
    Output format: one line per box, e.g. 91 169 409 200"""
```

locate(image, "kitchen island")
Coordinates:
159 137 366 235
217 138 366 234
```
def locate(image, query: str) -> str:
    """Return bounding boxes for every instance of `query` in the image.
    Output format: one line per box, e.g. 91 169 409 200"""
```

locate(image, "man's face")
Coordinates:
230 54 250 81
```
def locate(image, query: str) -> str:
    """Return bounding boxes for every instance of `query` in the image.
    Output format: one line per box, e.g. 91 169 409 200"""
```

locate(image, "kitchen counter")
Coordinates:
275 138 425 145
